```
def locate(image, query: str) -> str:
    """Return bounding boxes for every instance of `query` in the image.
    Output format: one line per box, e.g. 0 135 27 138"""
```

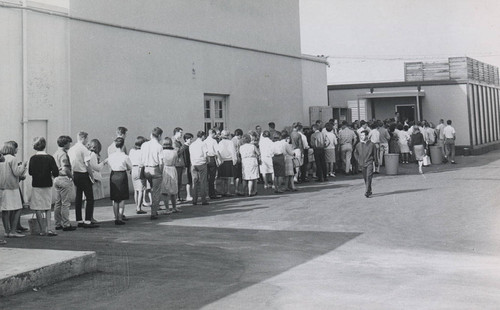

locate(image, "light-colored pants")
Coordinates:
341 144 353 173
444 138 456 162
192 164 208 204
437 139 445 156
54 176 72 228
144 166 162 216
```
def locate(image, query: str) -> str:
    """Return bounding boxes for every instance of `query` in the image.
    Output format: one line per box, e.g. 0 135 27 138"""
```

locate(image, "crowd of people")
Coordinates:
0 117 456 245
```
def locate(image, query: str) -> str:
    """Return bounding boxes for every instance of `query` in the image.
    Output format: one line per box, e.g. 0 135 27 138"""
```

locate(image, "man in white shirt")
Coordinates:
141 127 164 219
443 120 456 164
107 126 128 156
368 123 381 173
435 119 446 157
190 131 209 205
68 131 98 228
204 129 220 199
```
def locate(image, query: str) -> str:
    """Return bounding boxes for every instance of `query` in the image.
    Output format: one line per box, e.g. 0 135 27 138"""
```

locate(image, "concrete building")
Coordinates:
0 0 328 198
328 57 500 155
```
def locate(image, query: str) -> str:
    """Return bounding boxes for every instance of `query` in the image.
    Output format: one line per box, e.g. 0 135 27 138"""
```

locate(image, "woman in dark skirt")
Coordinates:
107 138 132 225
272 131 286 193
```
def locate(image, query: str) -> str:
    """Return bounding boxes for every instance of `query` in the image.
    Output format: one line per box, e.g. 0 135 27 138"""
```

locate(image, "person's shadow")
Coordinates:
370 188 429 197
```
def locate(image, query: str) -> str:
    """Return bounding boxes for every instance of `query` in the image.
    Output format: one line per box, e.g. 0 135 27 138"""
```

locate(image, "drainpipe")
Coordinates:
22 0 28 192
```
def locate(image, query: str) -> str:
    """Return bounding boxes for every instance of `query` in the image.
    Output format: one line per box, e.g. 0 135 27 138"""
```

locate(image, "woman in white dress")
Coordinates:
397 124 411 163
239 134 260 196
0 141 27 238
129 136 147 214
86 139 107 200
161 137 181 213
259 131 274 189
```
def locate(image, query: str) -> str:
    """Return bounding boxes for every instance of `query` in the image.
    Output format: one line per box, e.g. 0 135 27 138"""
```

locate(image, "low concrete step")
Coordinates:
0 248 96 297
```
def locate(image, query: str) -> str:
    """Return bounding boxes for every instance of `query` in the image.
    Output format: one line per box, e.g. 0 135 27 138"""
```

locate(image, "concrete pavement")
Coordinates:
1 151 500 309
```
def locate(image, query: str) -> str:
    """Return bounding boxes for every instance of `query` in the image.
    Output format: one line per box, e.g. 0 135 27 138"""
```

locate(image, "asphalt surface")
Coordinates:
2 151 500 309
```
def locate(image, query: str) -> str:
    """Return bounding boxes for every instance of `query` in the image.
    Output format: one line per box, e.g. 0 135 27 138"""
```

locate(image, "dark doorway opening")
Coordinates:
396 105 415 123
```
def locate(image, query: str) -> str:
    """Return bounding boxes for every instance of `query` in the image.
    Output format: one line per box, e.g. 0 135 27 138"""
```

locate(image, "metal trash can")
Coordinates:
429 146 443 165
384 154 399 175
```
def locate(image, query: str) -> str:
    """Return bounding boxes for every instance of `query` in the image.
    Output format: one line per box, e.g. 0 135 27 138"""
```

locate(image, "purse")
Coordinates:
139 166 146 180
292 157 301 168
422 154 431 166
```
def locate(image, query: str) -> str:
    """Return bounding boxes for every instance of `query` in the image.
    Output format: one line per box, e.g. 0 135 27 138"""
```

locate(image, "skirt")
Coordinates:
30 187 52 211
0 188 22 211
93 180 105 200
399 141 410 153
272 154 286 177
413 145 425 161
242 157 259 180
131 166 146 191
325 148 336 163
218 160 234 178
260 156 274 174
110 171 129 201
161 165 178 195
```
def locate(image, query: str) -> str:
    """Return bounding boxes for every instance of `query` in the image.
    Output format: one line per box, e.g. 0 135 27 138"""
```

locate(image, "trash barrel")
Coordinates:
384 154 399 175
429 146 443 165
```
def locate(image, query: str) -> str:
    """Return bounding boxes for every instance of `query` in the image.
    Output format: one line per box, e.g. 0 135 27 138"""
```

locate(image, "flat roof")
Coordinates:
328 79 468 90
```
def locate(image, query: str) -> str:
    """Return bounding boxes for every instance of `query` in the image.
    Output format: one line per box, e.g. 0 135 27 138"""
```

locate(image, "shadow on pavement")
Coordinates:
1 222 361 310
370 188 430 197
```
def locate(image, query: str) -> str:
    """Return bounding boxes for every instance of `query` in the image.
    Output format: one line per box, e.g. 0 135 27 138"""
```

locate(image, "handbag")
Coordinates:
292 157 301 168
139 166 146 180
422 154 431 166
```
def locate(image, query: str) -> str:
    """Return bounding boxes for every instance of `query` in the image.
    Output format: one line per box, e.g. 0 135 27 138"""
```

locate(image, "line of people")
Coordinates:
0 117 456 245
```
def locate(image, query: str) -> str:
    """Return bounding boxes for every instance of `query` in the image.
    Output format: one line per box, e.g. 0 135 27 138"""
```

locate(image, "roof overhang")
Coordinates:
359 90 425 99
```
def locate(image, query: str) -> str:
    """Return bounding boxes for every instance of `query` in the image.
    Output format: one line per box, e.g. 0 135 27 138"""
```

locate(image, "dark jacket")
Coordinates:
354 140 378 168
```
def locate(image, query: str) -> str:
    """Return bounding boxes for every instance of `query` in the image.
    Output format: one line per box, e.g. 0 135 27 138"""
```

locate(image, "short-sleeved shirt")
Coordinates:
54 148 72 176
68 142 91 173
141 139 163 167
443 125 456 139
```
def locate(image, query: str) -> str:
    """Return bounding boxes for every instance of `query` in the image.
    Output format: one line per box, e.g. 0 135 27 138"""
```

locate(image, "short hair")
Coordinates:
33 137 46 151
360 130 369 136
280 130 290 140
134 136 147 149
173 127 183 135
197 130 206 138
117 127 128 136
88 139 102 155
370 123 377 130
162 137 173 149
447 120 452 125
77 131 88 140
268 122 275 129
396 124 404 131
114 137 125 149
255 125 261 130
152 127 163 138
312 124 319 131
183 133 194 141
325 122 333 132
360 120 367 126
220 130 230 139
296 124 303 131
241 134 252 144
57 135 72 147
262 130 270 138
234 129 243 137
341 121 348 127
1 141 18 156
403 125 409 131
208 129 216 135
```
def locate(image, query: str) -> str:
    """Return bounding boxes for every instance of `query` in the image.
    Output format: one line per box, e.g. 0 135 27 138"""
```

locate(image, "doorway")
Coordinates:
395 105 416 123
204 95 228 133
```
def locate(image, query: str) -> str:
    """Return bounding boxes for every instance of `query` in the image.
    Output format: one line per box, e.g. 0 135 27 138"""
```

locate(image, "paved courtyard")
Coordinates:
2 151 500 309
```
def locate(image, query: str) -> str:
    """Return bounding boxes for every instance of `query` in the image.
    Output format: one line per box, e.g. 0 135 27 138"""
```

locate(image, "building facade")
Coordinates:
0 0 328 198
328 57 500 155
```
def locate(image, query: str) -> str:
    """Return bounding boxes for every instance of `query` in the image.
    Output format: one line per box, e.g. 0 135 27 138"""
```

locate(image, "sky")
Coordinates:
299 0 500 84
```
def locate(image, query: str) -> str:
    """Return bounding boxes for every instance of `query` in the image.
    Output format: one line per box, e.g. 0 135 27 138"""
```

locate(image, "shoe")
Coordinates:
451 161 456 164
201 202 209 205
115 220 126 225
136 210 147 214
0 239 6 245
63 225 77 231
365 193 371 198
177 198 185 202
83 223 99 228
121 215 129 221
17 226 29 232
77 222 85 228
55 225 63 230
185 197 193 202
172 208 183 213
47 231 58 237
150 215 159 220
9 232 25 238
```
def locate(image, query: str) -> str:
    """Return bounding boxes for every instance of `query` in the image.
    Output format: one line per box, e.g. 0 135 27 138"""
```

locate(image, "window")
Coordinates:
204 95 227 133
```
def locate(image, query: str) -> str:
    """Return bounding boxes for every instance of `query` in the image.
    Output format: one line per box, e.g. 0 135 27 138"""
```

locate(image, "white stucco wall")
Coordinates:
302 59 328 125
